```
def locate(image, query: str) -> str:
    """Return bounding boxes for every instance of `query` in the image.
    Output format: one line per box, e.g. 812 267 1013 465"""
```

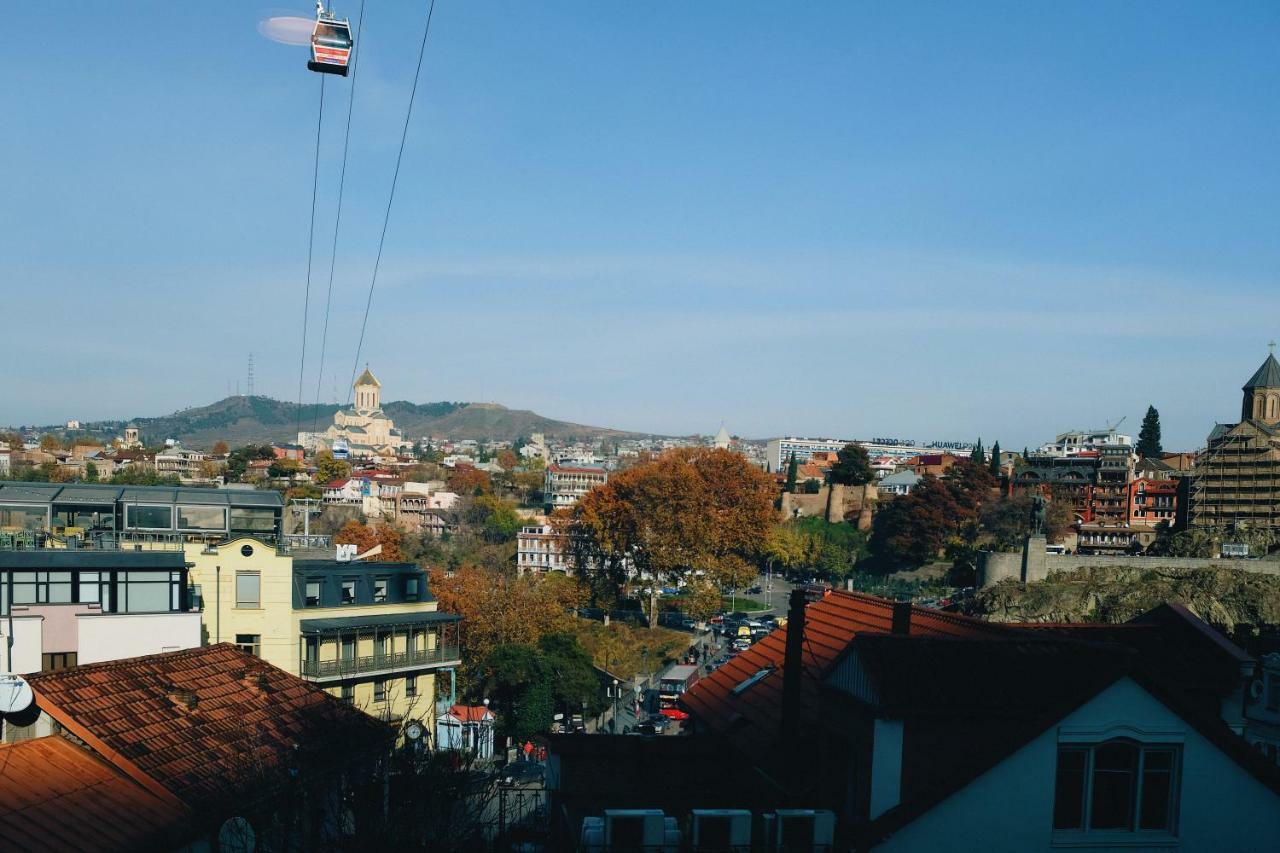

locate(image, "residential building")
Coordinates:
154 444 210 480
677 591 1280 851
2 644 391 848
187 538 461 725
271 443 305 461
518 523 572 574
545 461 608 510
298 367 413 459
1036 427 1134 457
878 469 920 496
767 436 979 473
767 437 852 472
0 549 201 685
0 481 283 544
906 453 964 477
1130 477 1179 526
0 443 9 476
1191 352 1280 530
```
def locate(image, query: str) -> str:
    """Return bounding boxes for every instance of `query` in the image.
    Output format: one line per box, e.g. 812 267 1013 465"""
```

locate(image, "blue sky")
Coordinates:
4 2 1279 449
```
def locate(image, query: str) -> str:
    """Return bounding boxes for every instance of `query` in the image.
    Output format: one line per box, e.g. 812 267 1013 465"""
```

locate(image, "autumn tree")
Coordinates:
567 447 776 627
334 520 404 561
212 440 230 456
39 434 61 452
828 443 874 486
448 465 491 495
496 449 518 471
682 577 724 622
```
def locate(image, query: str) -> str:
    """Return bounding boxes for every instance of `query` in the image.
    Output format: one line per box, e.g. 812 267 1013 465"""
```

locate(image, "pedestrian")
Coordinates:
523 740 534 762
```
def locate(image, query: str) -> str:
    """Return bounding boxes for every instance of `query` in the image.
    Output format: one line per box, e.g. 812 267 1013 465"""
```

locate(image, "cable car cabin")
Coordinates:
308 12 353 76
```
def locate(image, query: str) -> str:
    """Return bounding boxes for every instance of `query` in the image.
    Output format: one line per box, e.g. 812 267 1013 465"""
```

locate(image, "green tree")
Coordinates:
314 450 350 485
784 453 798 493
268 457 301 479
970 439 984 465
537 633 604 716
828 443 874 486
988 440 1001 476
84 462 99 483
681 577 724 622
478 644 554 741
1136 406 1163 458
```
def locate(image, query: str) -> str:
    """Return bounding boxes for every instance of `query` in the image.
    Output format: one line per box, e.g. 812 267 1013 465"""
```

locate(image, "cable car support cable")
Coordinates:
311 0 367 432
347 0 437 405
295 77 327 439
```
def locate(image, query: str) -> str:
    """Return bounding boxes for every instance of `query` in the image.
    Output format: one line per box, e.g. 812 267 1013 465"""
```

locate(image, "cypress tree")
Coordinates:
784 453 798 493
989 440 1001 475
971 439 984 465
1136 406 1163 458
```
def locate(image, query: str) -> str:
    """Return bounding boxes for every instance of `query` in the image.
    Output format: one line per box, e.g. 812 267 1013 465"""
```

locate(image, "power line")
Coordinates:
347 0 438 404
296 76 327 439
312 0 368 434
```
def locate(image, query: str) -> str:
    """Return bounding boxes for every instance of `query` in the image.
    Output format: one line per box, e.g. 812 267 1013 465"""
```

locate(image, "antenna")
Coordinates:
247 353 255 398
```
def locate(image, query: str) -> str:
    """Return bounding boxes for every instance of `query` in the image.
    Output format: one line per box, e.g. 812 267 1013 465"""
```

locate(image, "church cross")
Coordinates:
1271 340 1276 356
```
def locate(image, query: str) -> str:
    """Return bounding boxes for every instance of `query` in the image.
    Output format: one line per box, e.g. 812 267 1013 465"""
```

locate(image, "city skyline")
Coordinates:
5 4 1279 448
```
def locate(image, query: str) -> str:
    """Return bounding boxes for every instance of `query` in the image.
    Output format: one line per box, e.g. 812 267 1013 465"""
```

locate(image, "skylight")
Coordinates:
732 666 775 696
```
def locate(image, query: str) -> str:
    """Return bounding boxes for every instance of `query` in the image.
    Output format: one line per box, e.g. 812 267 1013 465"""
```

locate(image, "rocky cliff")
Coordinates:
967 565 1280 630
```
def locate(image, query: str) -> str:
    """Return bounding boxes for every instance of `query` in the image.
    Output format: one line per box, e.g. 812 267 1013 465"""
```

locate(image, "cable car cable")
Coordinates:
311 0 367 433
346 0 438 405
295 77 327 439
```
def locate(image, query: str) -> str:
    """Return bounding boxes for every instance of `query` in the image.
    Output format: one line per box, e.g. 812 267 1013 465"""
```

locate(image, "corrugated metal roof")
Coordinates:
0 736 189 852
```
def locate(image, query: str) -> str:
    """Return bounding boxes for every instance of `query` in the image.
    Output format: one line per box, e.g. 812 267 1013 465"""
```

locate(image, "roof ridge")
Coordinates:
28 642 241 683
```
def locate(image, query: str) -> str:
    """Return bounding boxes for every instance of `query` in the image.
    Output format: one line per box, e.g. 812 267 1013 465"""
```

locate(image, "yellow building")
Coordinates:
186 538 461 728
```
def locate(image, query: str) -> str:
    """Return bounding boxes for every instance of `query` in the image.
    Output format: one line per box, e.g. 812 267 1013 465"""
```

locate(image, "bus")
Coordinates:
657 664 699 720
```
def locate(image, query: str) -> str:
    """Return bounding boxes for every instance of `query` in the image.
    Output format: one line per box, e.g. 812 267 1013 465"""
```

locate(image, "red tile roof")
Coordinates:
682 591 1009 740
27 644 392 815
446 704 495 723
0 736 189 852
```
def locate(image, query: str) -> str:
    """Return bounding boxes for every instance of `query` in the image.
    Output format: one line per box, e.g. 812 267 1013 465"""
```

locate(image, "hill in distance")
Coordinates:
53 396 648 449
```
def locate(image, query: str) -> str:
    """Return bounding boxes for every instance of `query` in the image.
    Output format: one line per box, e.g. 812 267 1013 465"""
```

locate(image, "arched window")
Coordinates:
1270 396 1278 420
1256 395 1265 419
1053 738 1179 834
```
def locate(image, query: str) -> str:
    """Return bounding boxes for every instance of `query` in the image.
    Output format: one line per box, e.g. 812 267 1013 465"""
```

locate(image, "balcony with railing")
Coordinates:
300 642 462 681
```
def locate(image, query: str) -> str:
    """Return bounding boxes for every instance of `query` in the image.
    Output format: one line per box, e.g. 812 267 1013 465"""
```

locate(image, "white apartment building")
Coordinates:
516 524 571 575
1036 429 1134 458
544 462 608 510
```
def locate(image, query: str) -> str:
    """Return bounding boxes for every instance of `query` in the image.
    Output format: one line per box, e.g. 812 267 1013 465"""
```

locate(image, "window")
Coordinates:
373 578 388 603
406 675 417 698
119 570 181 613
41 652 78 671
125 505 173 529
305 579 322 607
177 505 227 531
11 572 73 605
230 507 276 533
374 679 386 703
375 633 389 659
341 634 356 661
341 579 356 605
340 684 354 704
0 504 47 531
78 572 101 604
235 634 261 657
236 572 261 608
1053 741 1180 834
405 577 420 602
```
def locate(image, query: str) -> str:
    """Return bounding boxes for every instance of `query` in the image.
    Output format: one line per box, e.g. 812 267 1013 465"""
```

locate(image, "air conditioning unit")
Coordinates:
762 809 836 851
691 809 752 851
581 810 679 852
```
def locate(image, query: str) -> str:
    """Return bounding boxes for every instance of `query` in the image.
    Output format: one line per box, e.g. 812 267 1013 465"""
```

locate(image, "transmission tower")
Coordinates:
247 353 255 398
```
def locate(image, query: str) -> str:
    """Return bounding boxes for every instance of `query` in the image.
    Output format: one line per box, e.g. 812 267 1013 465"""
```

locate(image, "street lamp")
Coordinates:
611 678 619 734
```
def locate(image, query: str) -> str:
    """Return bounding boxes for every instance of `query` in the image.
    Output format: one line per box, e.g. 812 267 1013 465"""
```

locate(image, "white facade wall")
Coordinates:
0 616 44 675
874 677 1280 853
76 612 202 665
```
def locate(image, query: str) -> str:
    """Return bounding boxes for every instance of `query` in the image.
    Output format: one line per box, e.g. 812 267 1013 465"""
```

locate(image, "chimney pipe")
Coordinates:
781 588 807 737
891 601 912 636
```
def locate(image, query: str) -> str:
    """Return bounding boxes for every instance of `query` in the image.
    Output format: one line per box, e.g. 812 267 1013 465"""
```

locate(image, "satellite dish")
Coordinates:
218 817 256 853
0 674 34 715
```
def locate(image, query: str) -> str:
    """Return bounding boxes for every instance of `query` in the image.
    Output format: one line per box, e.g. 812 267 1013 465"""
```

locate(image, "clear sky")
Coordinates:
4 2 1279 449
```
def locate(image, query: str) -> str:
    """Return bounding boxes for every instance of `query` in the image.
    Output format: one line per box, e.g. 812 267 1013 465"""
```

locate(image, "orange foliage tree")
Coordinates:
448 464 491 495
567 447 776 627
334 520 404 561
429 565 582 670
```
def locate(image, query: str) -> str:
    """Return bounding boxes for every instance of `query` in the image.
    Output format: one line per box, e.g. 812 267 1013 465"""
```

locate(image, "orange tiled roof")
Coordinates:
682 591 1011 739
0 736 189 852
447 704 495 722
27 644 392 814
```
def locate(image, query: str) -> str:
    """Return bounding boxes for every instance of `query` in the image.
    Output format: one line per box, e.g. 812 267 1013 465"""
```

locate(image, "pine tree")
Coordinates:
971 439 984 465
989 441 1001 475
1136 406 1163 458
1023 447 1029 459
784 453 798 493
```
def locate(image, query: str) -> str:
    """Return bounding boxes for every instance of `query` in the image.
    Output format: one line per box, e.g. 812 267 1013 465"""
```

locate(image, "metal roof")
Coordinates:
1244 353 1280 389
0 482 283 507
0 550 187 570
299 611 460 633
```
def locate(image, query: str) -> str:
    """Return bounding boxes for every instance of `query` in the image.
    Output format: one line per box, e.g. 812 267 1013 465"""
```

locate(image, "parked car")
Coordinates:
646 714 670 734
746 585 763 595
733 637 752 651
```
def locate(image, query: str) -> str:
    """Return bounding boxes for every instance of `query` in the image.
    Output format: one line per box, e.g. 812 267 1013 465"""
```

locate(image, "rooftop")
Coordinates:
28 644 391 815
1244 353 1280 390
0 482 283 508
